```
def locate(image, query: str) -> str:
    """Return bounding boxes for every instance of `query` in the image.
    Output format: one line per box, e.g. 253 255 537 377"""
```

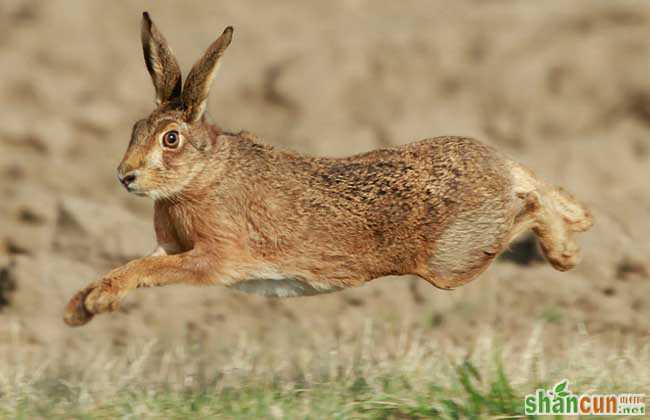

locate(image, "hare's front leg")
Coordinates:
63 250 216 326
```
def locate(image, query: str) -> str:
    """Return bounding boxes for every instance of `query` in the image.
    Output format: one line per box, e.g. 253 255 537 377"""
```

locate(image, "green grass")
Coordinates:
4 360 531 419
1 326 647 419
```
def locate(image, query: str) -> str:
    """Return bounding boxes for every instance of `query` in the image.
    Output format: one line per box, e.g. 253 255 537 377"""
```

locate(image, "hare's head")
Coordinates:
117 12 232 199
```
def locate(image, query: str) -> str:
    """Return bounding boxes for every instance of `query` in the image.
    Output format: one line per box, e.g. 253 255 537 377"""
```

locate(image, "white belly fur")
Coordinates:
223 264 342 298
229 277 340 298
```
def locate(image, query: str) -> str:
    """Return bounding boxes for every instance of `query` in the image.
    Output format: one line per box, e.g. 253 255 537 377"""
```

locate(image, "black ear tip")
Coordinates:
225 26 234 34
142 11 150 21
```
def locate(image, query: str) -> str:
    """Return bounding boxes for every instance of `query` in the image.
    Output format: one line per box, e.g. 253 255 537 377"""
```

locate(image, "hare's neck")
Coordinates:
170 131 307 206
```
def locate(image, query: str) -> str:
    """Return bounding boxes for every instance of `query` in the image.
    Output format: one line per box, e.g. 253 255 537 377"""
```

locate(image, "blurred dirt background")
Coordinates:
0 0 649 365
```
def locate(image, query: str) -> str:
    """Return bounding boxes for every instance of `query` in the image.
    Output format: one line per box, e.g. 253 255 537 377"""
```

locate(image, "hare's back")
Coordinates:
310 135 514 246
408 136 512 201
311 136 514 225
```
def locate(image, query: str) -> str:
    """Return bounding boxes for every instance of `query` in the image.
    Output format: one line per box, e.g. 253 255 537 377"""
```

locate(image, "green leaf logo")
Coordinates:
553 380 570 398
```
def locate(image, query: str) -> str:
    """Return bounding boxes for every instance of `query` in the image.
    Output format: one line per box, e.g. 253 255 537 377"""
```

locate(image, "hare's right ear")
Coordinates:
141 12 182 105
181 26 233 123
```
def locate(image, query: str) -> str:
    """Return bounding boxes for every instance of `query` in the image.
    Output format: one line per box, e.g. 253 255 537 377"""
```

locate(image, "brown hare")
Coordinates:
63 12 593 326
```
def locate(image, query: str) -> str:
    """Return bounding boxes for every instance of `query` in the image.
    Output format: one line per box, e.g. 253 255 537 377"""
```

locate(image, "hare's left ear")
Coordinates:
182 26 233 123
141 12 182 105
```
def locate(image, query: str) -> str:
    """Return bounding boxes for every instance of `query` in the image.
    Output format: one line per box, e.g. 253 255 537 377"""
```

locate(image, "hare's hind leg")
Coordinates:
420 199 515 290
418 162 592 289
510 164 593 272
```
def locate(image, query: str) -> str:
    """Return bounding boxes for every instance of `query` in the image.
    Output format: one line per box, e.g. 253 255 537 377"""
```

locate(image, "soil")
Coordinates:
1 0 649 356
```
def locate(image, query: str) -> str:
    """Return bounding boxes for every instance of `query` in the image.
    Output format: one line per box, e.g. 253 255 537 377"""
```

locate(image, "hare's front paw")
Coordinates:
63 282 98 326
84 277 128 315
63 277 130 327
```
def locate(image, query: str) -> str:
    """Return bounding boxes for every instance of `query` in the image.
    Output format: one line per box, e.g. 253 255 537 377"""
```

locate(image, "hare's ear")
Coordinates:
181 26 233 123
141 12 182 105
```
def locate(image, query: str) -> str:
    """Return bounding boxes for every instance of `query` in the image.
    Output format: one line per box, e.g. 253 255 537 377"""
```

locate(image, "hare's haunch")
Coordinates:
63 12 593 326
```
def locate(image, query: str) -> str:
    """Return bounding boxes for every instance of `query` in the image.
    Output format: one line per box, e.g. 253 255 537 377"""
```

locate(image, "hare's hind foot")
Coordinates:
511 164 593 272
517 190 580 271
545 186 593 233
523 189 590 271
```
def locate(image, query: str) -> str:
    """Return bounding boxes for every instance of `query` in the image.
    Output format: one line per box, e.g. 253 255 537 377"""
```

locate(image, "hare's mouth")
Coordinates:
130 189 149 197
128 185 150 197
122 182 148 197
118 170 147 196
121 182 146 196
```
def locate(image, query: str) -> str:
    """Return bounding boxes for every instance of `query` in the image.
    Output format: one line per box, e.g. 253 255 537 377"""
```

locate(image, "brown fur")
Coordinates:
63 13 593 326
141 12 182 105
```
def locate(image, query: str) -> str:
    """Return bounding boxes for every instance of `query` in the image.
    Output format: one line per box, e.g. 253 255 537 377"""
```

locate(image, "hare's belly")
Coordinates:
225 267 342 297
230 278 341 297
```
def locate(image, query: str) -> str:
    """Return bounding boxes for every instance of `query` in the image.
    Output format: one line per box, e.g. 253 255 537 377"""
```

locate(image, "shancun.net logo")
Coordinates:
524 380 645 416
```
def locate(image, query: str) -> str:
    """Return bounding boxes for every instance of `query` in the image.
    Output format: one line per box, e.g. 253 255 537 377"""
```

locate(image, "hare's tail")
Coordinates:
510 163 593 271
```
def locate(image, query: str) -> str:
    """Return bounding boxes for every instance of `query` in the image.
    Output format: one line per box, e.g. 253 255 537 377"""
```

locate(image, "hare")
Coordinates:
63 12 593 326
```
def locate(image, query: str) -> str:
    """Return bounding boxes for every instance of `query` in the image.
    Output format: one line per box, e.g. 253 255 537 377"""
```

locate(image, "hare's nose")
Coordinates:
118 171 137 189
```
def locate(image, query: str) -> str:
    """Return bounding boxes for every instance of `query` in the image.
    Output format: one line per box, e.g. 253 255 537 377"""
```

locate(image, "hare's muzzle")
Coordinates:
117 171 138 191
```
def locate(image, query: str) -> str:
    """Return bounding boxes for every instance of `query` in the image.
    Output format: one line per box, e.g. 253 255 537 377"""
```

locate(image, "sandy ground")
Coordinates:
1 0 649 369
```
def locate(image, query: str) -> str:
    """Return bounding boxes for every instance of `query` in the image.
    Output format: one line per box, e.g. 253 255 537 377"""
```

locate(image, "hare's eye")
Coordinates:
162 130 180 149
